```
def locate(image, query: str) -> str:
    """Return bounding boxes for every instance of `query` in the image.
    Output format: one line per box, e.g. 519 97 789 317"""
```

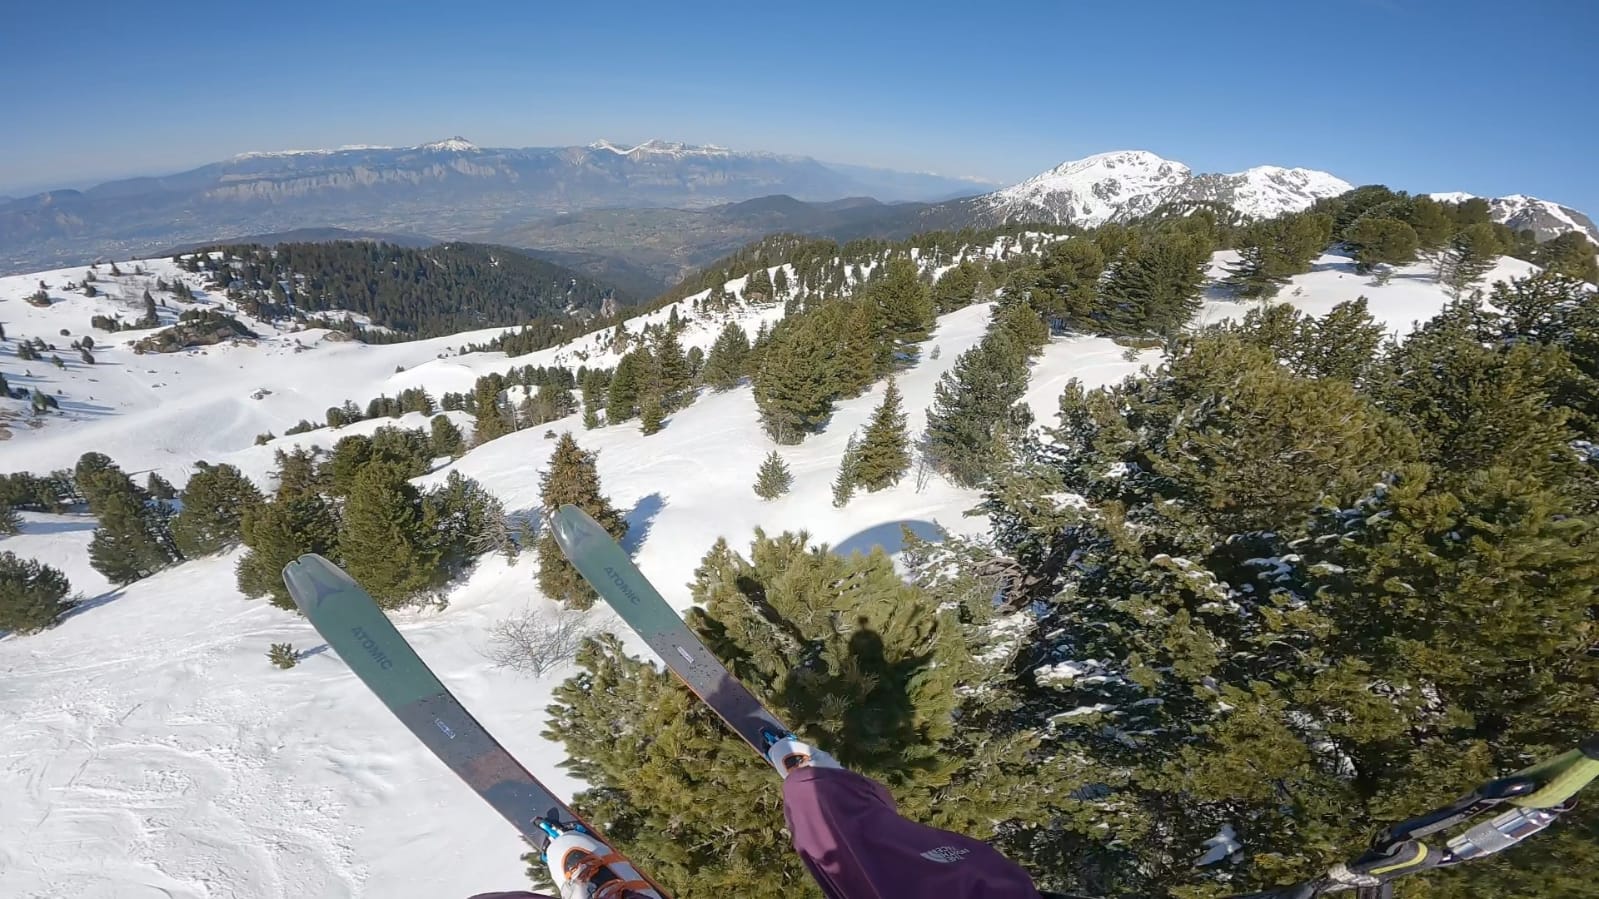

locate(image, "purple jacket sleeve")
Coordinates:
781 766 1043 899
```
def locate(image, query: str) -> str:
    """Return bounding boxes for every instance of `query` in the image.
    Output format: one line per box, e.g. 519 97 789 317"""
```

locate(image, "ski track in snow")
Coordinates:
0 249 1543 896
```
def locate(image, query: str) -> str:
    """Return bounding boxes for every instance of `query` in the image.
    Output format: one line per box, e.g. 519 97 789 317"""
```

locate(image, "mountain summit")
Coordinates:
985 150 1352 226
417 137 479 153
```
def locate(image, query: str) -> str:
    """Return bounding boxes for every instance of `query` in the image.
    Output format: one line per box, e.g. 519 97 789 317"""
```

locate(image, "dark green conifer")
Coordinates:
429 414 466 458
535 434 626 610
236 493 340 609
701 322 750 391
339 464 441 608
173 463 263 557
0 552 73 634
854 378 910 491
752 450 792 500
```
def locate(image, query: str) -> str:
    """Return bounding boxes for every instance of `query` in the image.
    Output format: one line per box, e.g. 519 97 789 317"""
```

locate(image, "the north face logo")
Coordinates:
920 846 970 864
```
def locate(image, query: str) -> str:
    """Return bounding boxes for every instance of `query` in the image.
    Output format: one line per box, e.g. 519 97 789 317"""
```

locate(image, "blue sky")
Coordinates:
3 0 1595 210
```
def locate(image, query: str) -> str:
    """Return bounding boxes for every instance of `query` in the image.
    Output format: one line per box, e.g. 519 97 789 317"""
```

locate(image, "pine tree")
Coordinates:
339 464 441 608
89 489 176 585
173 463 264 557
1438 222 1500 298
0 551 73 634
1530 231 1599 283
834 298 889 394
931 260 983 313
236 493 341 609
582 405 601 430
639 391 664 435
701 321 750 391
923 332 1030 487
268 643 299 669
1295 297 1385 383
429 414 466 458
854 378 910 491
742 267 775 304
867 256 935 355
1225 213 1333 299
606 349 649 422
0 501 19 536
1345 216 1420 273
472 377 513 444
832 435 860 507
753 318 837 444
752 450 792 500
1097 230 1212 335
145 472 177 501
544 532 1047 898
654 329 692 410
1406 196 1456 252
536 433 626 610
426 470 515 569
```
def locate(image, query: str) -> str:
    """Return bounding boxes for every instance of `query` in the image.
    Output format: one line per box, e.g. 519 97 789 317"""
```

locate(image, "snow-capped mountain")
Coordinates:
417 136 480 153
984 150 1353 226
1427 192 1598 245
989 151 1192 227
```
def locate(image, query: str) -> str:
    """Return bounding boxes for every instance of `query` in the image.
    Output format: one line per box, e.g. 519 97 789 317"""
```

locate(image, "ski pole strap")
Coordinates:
1507 736 1599 809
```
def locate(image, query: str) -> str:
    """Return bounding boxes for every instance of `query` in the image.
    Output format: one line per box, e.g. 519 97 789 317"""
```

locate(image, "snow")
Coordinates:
986 150 1350 226
0 240 1522 897
586 139 734 159
417 137 479 153
1424 191 1599 245
990 150 1192 227
1197 250 1540 336
231 145 397 160
1223 166 1355 220
1195 824 1242 866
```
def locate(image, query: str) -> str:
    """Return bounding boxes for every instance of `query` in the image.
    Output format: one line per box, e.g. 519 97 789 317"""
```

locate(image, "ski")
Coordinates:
281 553 671 898
548 504 790 758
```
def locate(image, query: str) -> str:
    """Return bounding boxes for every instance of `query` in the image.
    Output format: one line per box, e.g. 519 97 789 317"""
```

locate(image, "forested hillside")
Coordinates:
183 241 630 340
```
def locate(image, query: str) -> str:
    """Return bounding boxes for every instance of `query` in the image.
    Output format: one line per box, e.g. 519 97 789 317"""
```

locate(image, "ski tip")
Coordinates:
281 554 357 614
550 504 606 554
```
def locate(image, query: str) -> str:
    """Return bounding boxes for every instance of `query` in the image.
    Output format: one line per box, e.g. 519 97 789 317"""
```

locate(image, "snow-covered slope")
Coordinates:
985 151 1352 226
1426 191 1598 245
988 151 1193 227
0 247 1541 897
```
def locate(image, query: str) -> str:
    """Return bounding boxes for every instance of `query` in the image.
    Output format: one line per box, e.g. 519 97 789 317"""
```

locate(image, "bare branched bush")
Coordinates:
485 606 601 677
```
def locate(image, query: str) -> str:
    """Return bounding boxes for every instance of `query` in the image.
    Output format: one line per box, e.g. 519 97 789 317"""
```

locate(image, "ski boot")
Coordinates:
759 727 840 779
536 818 662 899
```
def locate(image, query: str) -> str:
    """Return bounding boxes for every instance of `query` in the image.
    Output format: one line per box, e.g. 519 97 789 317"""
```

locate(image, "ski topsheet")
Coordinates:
281 553 671 897
548 504 791 757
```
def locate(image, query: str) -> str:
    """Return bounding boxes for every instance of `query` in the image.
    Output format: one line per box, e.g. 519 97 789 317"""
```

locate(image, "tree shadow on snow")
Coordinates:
622 492 666 558
832 520 947 558
58 587 128 624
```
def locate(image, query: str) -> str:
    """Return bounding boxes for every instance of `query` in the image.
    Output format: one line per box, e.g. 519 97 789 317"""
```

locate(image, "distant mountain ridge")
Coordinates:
0 137 993 275
1426 192 1599 245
